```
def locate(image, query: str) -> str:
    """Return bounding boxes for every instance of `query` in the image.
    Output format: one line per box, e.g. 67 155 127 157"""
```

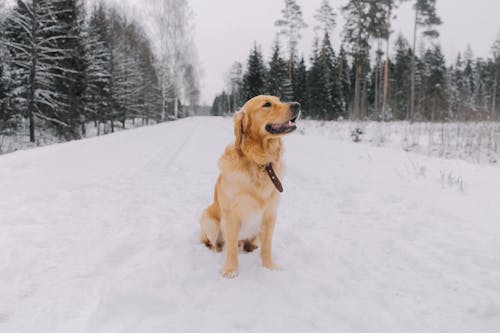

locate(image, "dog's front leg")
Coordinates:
260 211 278 270
221 212 240 278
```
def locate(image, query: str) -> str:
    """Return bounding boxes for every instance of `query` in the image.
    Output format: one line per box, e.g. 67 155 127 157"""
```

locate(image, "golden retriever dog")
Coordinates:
200 95 300 278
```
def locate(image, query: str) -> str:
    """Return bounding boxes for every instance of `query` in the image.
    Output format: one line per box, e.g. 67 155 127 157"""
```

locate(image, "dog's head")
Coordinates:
234 95 300 147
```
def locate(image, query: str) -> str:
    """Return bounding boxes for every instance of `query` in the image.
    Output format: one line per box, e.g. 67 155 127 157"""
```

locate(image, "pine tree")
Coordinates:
306 34 340 120
338 45 352 118
313 0 342 119
109 14 144 129
342 0 387 120
227 61 243 111
391 35 412 120
421 45 447 121
473 58 490 118
306 38 324 119
449 53 465 120
491 33 500 120
210 95 220 116
331 70 344 119
414 52 426 120
136 28 162 123
377 0 401 121
280 78 294 102
241 45 267 101
367 1 389 119
4 0 71 142
87 5 162 127
369 47 385 118
293 57 307 106
462 46 476 118
314 0 336 36
266 39 289 99
409 0 442 122
51 0 87 139
274 0 308 86
0 16 8 128
85 3 112 134
211 91 231 116
325 35 342 119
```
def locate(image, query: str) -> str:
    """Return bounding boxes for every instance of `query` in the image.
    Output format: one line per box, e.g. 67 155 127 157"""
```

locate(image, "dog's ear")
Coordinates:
234 110 248 147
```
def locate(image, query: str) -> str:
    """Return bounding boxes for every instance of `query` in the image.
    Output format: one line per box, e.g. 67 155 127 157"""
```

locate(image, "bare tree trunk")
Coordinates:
28 71 36 142
382 8 391 122
492 72 497 120
409 8 419 123
432 95 436 122
174 97 178 119
361 77 367 119
354 65 362 120
28 0 38 143
375 40 380 118
160 74 166 121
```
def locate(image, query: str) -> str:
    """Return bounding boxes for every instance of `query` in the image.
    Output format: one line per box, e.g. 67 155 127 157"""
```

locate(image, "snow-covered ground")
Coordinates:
1 117 499 332
299 120 500 166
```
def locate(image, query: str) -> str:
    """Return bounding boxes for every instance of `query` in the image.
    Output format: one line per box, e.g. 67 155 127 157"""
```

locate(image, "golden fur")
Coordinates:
200 95 300 278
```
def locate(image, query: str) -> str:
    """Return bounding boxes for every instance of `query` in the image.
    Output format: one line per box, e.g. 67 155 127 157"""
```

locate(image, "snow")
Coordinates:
1 117 500 332
299 120 500 166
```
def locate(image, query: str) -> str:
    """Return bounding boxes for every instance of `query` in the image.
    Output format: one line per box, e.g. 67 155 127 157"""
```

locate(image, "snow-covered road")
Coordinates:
1 117 499 332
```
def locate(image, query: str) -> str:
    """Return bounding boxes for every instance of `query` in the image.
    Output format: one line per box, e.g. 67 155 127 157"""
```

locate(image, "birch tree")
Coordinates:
148 0 197 120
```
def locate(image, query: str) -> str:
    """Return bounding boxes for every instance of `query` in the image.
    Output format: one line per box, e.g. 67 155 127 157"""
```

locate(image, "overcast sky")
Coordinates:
188 0 500 105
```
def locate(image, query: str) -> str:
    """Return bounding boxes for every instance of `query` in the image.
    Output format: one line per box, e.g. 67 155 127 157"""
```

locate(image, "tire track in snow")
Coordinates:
86 120 202 328
129 120 201 177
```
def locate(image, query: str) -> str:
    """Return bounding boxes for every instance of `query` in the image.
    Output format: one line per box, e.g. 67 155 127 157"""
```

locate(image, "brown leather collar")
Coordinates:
265 163 283 193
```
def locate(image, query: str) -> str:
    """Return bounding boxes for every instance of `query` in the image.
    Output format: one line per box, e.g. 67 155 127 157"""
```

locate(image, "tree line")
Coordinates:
0 0 200 143
211 0 500 122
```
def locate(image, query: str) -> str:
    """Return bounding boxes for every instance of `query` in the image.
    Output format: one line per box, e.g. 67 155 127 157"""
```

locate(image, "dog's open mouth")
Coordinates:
265 115 298 135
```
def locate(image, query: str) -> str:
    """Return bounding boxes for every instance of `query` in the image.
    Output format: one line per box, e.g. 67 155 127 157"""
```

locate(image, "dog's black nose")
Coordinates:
289 102 301 112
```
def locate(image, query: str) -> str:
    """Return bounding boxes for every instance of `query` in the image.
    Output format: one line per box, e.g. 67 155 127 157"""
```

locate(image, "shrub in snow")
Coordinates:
351 128 364 142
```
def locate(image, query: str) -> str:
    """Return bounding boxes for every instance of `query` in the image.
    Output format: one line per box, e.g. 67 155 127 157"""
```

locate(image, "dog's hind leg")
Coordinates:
200 205 223 252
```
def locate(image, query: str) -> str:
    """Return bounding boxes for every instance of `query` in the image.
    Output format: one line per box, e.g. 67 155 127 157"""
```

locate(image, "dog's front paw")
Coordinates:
262 261 279 271
221 266 238 278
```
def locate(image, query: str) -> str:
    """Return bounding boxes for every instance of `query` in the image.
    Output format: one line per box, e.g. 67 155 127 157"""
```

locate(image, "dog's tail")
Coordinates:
200 204 223 252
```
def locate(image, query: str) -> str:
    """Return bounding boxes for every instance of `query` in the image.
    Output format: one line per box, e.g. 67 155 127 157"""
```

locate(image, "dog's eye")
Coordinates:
263 102 272 108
